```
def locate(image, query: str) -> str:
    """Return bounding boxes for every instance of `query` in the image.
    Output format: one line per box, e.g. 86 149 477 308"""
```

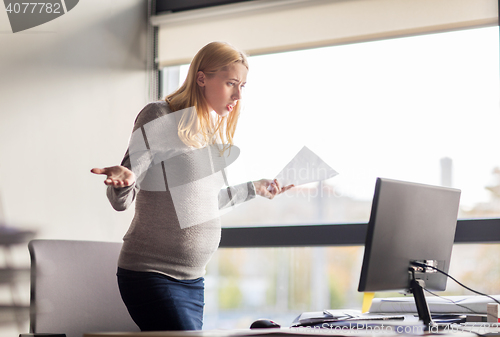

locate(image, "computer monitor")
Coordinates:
358 178 461 326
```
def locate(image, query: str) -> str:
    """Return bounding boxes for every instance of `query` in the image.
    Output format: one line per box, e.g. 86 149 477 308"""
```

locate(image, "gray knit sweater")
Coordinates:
107 101 256 280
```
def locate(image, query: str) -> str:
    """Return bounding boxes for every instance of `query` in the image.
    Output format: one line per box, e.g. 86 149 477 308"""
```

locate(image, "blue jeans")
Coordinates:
117 267 204 331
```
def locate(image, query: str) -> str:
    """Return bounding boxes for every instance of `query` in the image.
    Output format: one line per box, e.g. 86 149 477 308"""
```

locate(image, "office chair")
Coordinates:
27 240 139 337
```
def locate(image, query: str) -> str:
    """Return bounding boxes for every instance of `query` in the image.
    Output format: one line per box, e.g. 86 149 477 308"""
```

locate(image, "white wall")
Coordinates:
0 0 148 242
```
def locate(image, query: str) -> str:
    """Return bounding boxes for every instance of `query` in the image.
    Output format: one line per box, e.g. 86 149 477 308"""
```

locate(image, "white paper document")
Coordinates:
369 295 500 314
274 146 338 187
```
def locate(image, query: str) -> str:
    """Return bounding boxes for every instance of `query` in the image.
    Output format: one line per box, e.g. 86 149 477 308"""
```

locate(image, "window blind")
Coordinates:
152 0 498 67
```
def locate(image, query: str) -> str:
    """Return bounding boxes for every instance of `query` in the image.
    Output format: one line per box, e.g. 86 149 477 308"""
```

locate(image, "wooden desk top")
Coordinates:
84 323 500 337
85 330 289 337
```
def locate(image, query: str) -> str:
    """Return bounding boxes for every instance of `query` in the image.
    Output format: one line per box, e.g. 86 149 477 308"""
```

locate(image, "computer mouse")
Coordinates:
250 318 281 329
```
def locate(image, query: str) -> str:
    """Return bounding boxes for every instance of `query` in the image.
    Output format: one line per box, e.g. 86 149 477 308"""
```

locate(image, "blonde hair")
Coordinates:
166 42 249 151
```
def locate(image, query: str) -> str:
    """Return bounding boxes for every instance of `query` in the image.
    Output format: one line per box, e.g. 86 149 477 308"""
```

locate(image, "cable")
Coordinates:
424 289 481 314
425 288 499 321
411 261 500 306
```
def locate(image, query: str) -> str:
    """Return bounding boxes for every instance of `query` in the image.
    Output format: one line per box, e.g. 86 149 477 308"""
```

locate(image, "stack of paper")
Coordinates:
369 295 500 314
290 309 409 327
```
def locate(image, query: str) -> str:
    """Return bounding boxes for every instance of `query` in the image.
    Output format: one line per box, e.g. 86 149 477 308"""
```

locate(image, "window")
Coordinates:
161 26 500 228
159 26 500 329
203 243 500 329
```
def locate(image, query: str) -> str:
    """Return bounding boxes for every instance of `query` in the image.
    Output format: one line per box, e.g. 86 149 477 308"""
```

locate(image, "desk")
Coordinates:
84 330 292 337
84 324 500 337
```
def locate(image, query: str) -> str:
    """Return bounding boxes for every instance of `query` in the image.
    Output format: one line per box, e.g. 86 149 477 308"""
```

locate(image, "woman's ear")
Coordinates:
196 71 206 87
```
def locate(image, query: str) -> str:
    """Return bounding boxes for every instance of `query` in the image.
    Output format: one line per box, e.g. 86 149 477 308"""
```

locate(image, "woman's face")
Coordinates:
197 62 248 117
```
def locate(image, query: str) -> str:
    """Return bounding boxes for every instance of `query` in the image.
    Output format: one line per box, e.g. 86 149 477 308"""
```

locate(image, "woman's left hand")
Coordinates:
253 179 294 199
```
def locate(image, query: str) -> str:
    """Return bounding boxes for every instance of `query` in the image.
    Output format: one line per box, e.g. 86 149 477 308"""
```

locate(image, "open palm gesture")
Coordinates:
91 166 135 188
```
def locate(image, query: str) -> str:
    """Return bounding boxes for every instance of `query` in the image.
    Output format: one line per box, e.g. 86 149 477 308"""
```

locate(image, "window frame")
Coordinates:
157 0 500 248
219 218 500 248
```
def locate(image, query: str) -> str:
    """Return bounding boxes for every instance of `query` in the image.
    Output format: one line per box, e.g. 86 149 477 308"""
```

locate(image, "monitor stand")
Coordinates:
410 277 435 329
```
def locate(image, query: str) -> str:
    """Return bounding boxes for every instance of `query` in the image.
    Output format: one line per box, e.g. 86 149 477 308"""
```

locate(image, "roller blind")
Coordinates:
152 0 498 67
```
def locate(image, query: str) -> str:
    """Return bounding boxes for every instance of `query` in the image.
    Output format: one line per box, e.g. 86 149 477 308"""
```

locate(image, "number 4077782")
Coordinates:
5 2 62 14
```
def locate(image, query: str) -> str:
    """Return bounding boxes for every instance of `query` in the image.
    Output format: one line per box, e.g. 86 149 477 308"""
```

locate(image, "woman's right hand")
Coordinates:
90 166 136 188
